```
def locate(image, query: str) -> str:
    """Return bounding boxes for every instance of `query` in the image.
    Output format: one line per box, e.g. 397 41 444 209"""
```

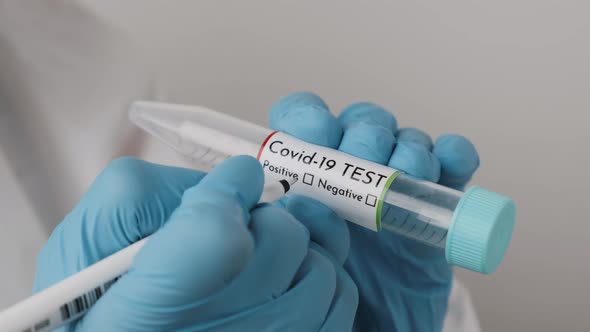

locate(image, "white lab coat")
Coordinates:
0 2 479 331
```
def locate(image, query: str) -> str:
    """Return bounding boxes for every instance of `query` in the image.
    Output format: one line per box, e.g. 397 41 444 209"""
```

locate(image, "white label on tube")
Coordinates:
258 132 400 231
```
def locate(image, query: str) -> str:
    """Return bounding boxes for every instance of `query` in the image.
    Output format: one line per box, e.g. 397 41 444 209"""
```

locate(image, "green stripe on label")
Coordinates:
376 172 400 231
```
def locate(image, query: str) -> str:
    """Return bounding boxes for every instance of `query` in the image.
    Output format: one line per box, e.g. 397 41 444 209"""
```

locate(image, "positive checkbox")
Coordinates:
365 194 377 207
303 173 315 185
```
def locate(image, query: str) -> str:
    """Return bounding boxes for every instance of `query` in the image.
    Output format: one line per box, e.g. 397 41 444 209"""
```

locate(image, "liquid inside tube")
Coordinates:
381 175 461 248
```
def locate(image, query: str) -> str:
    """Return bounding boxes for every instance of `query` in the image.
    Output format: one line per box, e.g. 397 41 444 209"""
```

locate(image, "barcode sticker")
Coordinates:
23 276 121 332
59 276 119 321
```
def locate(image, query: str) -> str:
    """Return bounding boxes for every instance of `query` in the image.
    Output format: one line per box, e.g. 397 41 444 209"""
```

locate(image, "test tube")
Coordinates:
129 101 516 274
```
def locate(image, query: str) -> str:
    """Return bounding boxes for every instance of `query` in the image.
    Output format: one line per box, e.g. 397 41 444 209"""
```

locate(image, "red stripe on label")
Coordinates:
257 131 279 160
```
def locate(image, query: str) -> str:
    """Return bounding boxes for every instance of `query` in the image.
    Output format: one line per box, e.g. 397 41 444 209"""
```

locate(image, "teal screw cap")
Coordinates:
446 186 516 274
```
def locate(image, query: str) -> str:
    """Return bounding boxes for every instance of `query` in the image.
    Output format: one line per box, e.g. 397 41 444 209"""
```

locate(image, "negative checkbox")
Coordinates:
365 194 377 207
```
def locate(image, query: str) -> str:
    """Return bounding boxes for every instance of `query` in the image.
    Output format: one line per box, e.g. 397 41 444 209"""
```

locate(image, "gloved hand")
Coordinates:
34 155 358 331
270 92 480 332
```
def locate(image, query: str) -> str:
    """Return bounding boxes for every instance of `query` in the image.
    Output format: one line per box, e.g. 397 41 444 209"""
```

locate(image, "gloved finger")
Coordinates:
269 92 342 148
396 127 434 151
198 249 337 332
34 157 205 292
179 155 264 219
339 122 396 164
337 103 397 165
339 102 398 133
310 243 358 332
277 195 350 265
433 134 480 190
180 204 310 321
388 142 441 182
79 156 262 330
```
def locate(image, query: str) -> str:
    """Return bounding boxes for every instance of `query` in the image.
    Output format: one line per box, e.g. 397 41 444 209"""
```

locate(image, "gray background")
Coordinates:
4 1 590 331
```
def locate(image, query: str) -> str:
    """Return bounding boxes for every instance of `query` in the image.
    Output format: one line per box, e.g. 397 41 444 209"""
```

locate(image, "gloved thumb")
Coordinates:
77 156 263 330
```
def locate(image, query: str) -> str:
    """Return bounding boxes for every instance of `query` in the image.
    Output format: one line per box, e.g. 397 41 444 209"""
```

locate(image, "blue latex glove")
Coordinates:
270 92 480 332
34 155 358 331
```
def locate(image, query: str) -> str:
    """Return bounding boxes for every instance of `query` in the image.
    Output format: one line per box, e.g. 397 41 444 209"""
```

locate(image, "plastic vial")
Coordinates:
129 101 516 274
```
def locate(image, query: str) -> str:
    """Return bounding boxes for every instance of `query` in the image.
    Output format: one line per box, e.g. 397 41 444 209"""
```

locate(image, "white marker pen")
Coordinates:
0 177 297 332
